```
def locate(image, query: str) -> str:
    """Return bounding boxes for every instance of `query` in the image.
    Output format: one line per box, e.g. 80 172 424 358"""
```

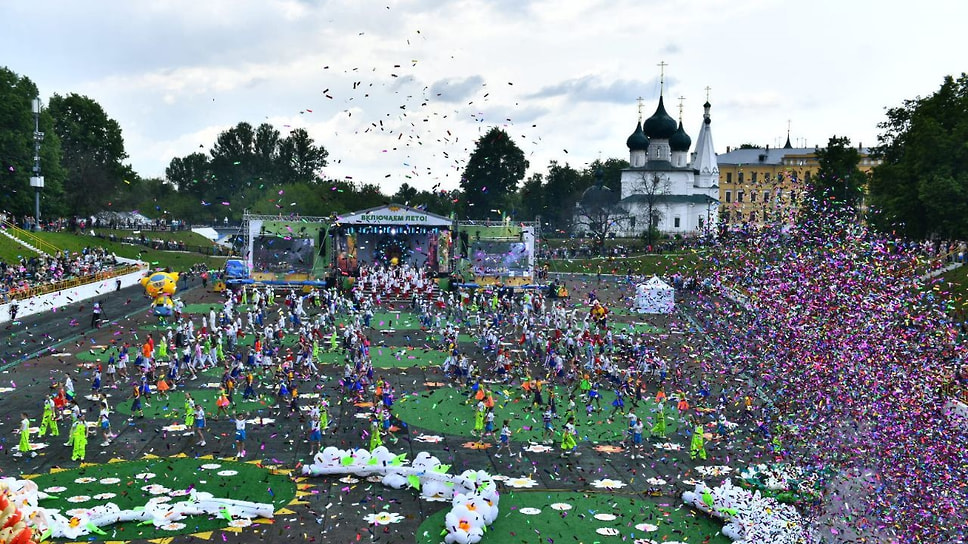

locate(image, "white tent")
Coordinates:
634 276 675 314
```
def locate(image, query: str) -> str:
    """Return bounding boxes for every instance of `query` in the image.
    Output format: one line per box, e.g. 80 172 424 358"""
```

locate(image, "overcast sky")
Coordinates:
2 0 965 194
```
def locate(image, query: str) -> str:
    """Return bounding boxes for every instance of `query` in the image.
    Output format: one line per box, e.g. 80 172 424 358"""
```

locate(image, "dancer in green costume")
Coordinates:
17 413 32 457
369 418 383 451
184 393 196 427
157 336 168 360
39 394 59 437
651 402 668 437
690 420 707 460
560 416 578 456
70 418 88 461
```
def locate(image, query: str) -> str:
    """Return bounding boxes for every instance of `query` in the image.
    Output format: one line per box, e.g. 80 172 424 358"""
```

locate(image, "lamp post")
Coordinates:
29 97 45 231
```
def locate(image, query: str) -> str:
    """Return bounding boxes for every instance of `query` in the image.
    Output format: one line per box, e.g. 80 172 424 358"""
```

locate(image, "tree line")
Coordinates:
2 64 965 239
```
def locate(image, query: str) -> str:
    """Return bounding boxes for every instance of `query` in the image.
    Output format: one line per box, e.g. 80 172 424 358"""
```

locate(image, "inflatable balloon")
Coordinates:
140 271 180 316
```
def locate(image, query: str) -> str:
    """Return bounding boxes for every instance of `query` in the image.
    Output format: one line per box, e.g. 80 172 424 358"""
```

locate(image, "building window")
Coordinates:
725 191 732 203
630 216 636 229
805 171 812 182
763 191 770 202
749 211 757 222
738 172 744 183
750 191 756 203
737 191 744 203
673 217 680 228
776 188 783 201
726 172 732 183
751 172 758 183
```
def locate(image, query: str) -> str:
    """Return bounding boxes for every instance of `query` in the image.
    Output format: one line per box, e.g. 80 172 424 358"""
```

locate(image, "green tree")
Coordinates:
459 127 528 219
392 182 419 204
0 67 67 219
541 161 583 232
808 135 866 215
517 172 545 222
869 73 968 238
47 93 127 215
166 152 213 197
209 121 257 203
277 128 328 184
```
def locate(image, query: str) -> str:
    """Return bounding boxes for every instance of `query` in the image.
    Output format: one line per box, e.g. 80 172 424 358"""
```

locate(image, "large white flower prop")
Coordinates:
681 479 819 544
0 476 273 540
302 446 500 544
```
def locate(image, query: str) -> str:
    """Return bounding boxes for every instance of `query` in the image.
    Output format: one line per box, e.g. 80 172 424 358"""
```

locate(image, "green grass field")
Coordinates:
0 233 39 262
91 228 216 246
541 251 708 276
5 229 227 271
394 386 682 444
415 490 729 544
28 457 295 541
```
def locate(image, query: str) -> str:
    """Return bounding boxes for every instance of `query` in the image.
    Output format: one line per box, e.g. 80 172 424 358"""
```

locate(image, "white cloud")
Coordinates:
1 0 965 196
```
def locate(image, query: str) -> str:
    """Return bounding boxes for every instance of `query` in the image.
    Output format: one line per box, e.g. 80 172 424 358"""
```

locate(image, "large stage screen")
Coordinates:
470 240 531 277
252 236 315 273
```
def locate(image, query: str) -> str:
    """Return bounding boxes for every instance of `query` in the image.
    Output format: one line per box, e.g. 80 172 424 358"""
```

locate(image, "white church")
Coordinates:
613 92 720 237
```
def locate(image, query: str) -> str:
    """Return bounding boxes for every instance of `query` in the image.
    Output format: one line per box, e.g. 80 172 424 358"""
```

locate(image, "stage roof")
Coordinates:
335 204 452 227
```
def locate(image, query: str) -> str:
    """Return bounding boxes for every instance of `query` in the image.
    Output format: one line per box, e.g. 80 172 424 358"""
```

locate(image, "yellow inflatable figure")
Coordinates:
140 271 180 316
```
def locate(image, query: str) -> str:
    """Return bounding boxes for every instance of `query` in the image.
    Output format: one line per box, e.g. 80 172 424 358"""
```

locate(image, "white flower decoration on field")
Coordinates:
134 472 156 480
217 470 238 477
654 442 682 451
148 496 172 504
518 507 542 515
504 477 538 489
596 528 620 536
169 489 191 497
635 523 659 532
65 508 88 517
645 477 667 486
634 539 658 544
163 424 187 432
142 484 171 495
594 513 617 521
695 465 734 477
550 503 572 511
66 495 91 503
339 476 359 484
414 434 444 443
523 443 552 453
228 518 253 528
680 479 700 487
367 475 383 483
74 477 96 484
44 486 67 494
363 511 404 525
200 463 222 470
590 479 626 489
245 418 275 425
161 522 186 531
354 412 372 419
93 493 116 500
99 478 120 485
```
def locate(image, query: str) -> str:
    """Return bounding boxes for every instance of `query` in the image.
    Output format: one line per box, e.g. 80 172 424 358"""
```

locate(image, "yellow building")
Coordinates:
717 138 881 228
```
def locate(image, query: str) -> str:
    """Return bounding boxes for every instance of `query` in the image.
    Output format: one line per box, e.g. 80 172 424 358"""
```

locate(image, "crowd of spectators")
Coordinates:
0 247 119 303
